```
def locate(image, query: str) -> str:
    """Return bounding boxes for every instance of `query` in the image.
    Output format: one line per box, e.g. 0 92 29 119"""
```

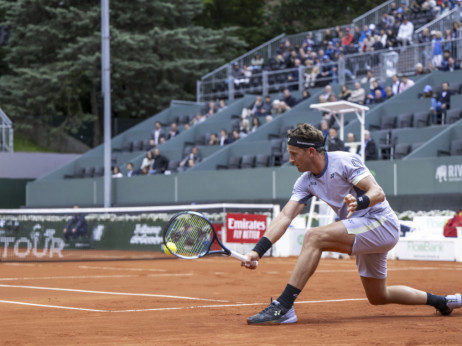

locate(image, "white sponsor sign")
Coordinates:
129 224 163 245
395 238 456 261
435 164 462 183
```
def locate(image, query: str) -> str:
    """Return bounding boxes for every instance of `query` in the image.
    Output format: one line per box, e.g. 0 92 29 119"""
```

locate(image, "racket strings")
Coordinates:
165 213 213 258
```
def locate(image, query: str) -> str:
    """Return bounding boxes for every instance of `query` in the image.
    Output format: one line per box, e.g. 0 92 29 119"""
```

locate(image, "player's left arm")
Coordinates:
344 175 385 218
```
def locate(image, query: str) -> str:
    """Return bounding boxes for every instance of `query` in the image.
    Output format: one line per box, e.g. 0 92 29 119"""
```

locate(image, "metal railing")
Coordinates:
352 0 400 30
414 8 460 39
343 36 462 84
197 61 340 102
0 108 13 152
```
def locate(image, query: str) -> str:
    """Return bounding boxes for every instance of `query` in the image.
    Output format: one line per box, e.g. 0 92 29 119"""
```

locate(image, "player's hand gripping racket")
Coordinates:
163 211 258 267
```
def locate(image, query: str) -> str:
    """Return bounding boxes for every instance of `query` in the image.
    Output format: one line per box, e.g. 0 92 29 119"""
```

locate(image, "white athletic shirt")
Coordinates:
290 151 392 220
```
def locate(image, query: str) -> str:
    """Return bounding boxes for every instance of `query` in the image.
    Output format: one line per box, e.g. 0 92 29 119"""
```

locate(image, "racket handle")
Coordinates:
230 250 258 267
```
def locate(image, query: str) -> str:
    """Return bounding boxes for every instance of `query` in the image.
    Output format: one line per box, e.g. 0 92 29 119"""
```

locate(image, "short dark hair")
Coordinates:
288 123 325 153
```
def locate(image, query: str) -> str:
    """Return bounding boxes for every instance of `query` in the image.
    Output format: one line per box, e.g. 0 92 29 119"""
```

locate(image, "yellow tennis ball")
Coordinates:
164 242 177 255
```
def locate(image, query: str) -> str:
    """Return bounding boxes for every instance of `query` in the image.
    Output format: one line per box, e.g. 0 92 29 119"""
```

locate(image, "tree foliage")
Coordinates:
0 0 245 145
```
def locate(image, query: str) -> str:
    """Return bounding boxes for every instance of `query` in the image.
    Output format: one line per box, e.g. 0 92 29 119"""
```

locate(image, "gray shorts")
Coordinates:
341 212 400 279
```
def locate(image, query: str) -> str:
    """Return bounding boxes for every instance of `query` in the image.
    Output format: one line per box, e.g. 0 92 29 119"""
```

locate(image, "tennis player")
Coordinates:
244 123 461 324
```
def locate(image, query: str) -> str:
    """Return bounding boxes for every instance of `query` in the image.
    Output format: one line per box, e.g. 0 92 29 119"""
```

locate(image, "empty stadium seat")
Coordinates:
397 113 413 128
413 111 430 128
240 155 255 169
446 109 461 124
216 156 242 170
255 154 270 168
394 143 410 159
437 139 462 156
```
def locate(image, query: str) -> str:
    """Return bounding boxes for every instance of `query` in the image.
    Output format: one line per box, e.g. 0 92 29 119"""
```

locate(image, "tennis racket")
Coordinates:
163 211 258 267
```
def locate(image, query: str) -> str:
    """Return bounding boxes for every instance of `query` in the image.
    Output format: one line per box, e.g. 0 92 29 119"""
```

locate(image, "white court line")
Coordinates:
110 298 368 313
0 284 228 302
0 300 107 312
0 273 192 281
78 265 167 272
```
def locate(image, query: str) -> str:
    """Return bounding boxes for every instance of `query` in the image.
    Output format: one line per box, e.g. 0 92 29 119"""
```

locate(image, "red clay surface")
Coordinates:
1 256 461 345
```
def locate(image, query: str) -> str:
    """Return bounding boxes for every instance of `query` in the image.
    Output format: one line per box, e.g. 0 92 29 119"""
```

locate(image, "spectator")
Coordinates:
345 132 359 153
321 84 334 101
348 82 366 105
218 99 227 111
372 89 386 103
282 88 297 108
357 129 377 161
167 122 180 140
261 95 273 116
126 162 137 177
372 34 384 51
112 166 123 178
366 80 386 104
231 129 241 142
63 206 88 241
319 119 329 138
287 58 301 89
219 129 231 146
339 84 352 101
420 84 434 99
208 133 219 146
327 127 345 152
251 117 261 133
239 119 250 137
432 30 444 68
140 151 154 172
397 75 415 93
242 95 263 119
341 27 354 46
296 89 311 105
362 33 374 52
397 16 414 45
385 86 394 99
391 74 400 95
439 57 461 71
431 81 452 123
202 100 218 115
179 146 201 169
360 70 376 90
271 100 291 115
304 60 318 88
352 25 362 45
415 62 431 75
250 53 264 71
265 115 273 123
150 148 169 175
386 28 398 48
378 29 388 47
152 121 165 146
231 63 249 87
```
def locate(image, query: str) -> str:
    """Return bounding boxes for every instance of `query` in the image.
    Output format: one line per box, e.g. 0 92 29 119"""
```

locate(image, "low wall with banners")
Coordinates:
0 213 170 261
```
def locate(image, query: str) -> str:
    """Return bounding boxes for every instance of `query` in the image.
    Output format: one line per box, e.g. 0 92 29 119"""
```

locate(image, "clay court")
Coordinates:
1 256 461 345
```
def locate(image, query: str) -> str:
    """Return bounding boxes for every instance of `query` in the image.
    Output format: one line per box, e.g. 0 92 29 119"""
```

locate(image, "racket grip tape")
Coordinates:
230 250 258 267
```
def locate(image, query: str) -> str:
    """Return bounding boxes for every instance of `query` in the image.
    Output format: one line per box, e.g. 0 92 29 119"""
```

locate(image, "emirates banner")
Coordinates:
226 213 267 243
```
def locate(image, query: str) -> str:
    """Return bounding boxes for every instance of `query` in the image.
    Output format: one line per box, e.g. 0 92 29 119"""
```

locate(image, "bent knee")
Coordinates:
367 295 389 305
302 229 323 247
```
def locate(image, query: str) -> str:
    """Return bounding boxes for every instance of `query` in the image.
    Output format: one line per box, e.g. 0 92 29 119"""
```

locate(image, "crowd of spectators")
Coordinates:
108 1 462 177
224 0 462 96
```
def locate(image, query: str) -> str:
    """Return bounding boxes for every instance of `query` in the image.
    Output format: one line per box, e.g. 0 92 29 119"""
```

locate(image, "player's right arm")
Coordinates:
263 200 305 244
243 200 304 268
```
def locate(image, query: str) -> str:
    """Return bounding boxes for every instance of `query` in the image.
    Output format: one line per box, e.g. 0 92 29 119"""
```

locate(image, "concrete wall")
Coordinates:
25 156 462 209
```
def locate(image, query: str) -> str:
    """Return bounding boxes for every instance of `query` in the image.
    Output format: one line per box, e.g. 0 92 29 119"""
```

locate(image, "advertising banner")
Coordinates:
225 213 267 243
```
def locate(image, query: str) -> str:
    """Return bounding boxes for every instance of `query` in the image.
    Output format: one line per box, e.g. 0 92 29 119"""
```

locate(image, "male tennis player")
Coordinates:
244 123 461 324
